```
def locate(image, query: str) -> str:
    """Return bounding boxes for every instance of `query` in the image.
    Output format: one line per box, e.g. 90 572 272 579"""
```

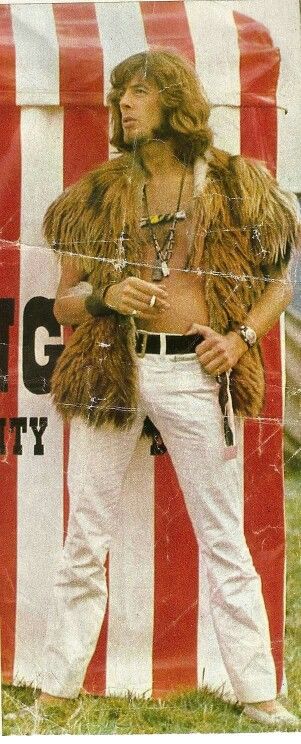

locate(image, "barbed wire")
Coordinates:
0 236 298 286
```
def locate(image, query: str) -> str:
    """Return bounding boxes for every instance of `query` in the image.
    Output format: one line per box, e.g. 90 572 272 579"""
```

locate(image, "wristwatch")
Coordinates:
234 324 257 348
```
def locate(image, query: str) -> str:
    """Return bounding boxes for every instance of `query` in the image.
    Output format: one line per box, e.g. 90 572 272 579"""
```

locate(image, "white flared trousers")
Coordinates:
41 352 277 702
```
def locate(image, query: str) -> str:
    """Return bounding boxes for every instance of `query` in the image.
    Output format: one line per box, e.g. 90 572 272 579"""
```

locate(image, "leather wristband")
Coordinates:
85 283 116 318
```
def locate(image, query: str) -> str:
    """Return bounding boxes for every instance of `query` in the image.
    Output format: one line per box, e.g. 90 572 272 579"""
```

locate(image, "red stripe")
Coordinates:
141 1 198 695
0 5 16 104
63 98 109 694
235 12 280 176
0 106 21 681
53 2 104 106
243 421 285 690
235 11 284 691
261 326 283 421
140 1 195 63
153 456 198 697
63 107 109 185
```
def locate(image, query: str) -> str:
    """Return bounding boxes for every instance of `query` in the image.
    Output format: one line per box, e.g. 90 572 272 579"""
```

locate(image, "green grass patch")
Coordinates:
2 470 300 735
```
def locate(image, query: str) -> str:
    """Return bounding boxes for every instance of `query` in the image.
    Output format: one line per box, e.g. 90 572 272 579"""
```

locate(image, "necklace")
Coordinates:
140 209 186 228
142 170 187 282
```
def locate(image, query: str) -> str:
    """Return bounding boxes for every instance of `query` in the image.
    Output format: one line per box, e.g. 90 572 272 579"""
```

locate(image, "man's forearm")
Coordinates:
53 295 91 326
243 273 293 340
188 271 293 376
53 282 115 325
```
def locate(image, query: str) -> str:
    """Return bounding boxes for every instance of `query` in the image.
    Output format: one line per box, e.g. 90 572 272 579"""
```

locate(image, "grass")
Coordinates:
2 469 300 735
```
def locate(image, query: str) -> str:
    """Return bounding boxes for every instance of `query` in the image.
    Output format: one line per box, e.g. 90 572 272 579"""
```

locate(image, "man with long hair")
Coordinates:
39 50 299 726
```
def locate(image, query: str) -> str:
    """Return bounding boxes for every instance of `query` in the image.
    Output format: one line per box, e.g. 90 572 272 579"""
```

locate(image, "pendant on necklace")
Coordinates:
151 258 170 282
161 261 170 277
152 258 164 282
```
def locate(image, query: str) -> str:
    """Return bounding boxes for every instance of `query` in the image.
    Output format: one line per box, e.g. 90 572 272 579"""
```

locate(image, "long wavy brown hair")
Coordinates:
107 49 213 163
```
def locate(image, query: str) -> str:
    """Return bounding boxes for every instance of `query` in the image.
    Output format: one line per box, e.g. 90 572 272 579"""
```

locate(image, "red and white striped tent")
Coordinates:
1 0 301 699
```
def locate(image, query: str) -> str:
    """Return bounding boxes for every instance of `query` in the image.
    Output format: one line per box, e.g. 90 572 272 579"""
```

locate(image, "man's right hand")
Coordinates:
105 277 170 320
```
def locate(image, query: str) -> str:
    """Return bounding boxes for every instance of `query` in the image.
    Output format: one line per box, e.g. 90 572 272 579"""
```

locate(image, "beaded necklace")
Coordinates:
142 170 187 281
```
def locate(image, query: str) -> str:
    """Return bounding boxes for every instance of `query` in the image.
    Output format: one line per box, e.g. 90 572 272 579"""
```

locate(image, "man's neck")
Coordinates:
136 138 189 180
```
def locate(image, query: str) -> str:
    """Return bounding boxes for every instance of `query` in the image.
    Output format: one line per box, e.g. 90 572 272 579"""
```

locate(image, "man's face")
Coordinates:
119 73 164 145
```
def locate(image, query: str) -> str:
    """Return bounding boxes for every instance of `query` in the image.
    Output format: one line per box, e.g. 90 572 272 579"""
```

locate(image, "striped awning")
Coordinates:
1 0 300 700
0 1 300 187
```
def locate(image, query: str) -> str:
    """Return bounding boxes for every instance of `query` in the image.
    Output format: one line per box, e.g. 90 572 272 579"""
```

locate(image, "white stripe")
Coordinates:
95 1 148 101
19 107 64 246
274 0 301 191
11 4 59 106
13 107 64 687
106 438 154 696
220 0 301 188
277 103 301 193
186 1 241 155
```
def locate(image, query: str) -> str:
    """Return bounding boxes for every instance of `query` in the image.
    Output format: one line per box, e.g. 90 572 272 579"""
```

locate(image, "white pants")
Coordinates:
41 351 277 702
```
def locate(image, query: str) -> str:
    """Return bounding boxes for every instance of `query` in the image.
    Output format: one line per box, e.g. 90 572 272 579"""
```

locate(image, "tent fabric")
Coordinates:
0 0 301 698
0 1 300 189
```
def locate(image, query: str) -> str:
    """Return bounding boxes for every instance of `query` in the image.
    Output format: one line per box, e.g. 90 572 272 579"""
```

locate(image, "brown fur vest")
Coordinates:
44 148 299 427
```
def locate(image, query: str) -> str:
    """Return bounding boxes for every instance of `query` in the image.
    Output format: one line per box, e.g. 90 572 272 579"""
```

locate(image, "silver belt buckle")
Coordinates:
136 332 148 358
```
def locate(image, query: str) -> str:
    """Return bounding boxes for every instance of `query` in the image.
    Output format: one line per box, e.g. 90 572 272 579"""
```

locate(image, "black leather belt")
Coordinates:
136 332 204 356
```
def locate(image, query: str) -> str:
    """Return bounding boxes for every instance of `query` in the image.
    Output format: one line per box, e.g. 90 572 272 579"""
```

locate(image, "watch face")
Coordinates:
245 327 257 346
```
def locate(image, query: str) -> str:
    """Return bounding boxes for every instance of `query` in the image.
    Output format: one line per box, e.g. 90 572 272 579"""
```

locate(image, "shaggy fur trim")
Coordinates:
230 346 265 418
43 153 146 290
188 148 299 416
51 314 138 428
45 148 299 423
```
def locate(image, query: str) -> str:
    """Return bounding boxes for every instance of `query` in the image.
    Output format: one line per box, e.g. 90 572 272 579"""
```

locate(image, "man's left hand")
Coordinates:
186 323 248 375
